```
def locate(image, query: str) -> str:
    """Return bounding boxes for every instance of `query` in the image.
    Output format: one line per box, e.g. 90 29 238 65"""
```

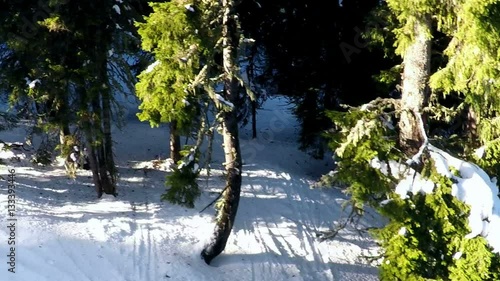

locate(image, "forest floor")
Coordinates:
0 97 381 281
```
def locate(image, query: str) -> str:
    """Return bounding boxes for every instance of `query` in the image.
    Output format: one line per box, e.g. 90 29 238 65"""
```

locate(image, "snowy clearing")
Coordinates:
0 97 380 281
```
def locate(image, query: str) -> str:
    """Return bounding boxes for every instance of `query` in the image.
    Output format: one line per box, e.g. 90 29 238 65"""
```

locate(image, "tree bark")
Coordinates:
251 100 257 139
86 141 103 198
57 83 71 155
247 47 257 139
398 14 432 155
169 121 181 163
92 42 117 196
59 124 71 154
101 86 117 189
95 92 116 196
84 85 115 197
464 105 478 140
201 0 242 265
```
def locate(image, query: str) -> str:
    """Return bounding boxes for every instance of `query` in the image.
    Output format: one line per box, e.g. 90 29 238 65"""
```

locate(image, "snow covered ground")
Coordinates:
0 97 380 281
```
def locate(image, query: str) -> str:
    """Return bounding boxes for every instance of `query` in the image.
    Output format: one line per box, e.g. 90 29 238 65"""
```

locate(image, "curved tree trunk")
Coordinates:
398 14 432 155
201 0 242 265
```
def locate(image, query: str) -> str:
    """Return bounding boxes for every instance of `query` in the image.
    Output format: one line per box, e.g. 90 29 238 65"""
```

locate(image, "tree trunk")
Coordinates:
101 86 117 189
464 105 478 141
86 141 103 198
59 124 71 154
95 93 116 196
87 89 115 197
169 121 181 163
94 44 116 196
398 14 432 155
251 100 257 139
76 82 103 198
201 0 242 265
57 81 71 154
247 47 257 139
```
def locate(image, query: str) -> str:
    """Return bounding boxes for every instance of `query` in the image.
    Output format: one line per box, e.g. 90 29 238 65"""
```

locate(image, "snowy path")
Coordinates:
0 97 379 281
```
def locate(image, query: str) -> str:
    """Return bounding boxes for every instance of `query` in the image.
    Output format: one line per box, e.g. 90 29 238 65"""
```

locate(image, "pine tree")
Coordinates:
322 0 500 279
238 0 391 158
1 1 149 195
136 0 247 264
135 0 210 207
135 1 203 165
64 0 136 196
429 0 500 175
386 1 432 154
0 1 74 160
200 0 243 264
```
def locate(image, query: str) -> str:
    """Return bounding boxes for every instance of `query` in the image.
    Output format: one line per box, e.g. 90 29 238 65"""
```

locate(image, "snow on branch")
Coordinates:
184 4 195 12
428 144 500 253
214 94 234 109
144 60 160 74
24 78 41 89
112 4 121 15
378 109 500 253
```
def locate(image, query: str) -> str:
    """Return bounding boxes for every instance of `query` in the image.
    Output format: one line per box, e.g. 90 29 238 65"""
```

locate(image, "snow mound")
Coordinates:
384 144 500 253
428 145 500 252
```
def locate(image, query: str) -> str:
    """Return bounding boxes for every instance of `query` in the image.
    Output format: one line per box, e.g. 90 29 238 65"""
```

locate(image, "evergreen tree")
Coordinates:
0 0 146 196
135 0 209 207
430 0 500 175
77 0 152 196
239 0 392 157
0 0 74 159
322 0 500 279
60 0 132 196
385 1 432 154
135 1 203 164
200 0 243 264
136 0 247 264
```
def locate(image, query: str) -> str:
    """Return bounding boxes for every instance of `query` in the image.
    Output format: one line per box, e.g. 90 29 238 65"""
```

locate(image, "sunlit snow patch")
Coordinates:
380 144 500 253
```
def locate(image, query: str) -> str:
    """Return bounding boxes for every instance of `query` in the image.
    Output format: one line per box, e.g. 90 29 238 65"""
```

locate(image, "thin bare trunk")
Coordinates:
248 47 257 139
201 0 242 265
86 141 103 198
251 100 257 139
398 14 432 155
57 86 71 154
101 86 116 187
